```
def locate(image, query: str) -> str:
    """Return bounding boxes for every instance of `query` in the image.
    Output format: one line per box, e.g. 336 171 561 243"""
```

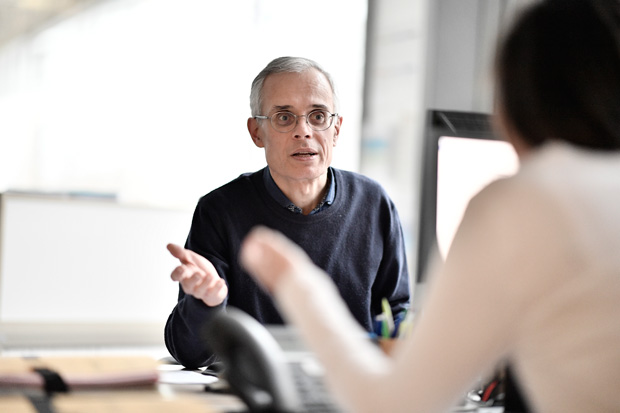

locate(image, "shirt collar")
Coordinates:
263 167 335 214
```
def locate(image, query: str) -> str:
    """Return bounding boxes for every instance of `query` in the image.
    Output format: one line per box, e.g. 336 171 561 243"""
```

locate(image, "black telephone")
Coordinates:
204 307 303 413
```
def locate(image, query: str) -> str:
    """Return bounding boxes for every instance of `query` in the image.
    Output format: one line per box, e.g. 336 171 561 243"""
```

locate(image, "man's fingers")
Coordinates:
167 243 195 265
167 242 226 307
171 264 203 285
167 244 218 275
170 265 185 282
193 274 219 298
200 279 229 307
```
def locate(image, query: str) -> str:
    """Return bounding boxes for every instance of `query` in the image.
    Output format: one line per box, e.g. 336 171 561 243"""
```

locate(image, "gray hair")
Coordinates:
249 56 340 116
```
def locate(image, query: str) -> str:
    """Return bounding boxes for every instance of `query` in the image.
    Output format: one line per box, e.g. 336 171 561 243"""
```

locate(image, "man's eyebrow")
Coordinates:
271 105 293 112
270 104 330 112
311 104 330 110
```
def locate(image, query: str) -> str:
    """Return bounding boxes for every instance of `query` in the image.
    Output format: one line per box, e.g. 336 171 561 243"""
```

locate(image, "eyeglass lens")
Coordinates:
272 110 332 132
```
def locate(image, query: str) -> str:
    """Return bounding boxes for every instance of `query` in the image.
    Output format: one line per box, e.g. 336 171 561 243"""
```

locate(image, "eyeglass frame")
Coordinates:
254 109 339 133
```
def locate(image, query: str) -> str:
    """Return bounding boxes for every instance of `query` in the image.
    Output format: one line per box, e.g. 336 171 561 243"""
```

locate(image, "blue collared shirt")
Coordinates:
263 167 336 215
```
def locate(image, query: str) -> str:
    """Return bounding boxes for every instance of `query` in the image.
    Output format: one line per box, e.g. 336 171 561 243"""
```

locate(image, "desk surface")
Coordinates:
159 382 247 412
0 346 505 413
0 371 247 413
0 346 246 412
157 363 247 412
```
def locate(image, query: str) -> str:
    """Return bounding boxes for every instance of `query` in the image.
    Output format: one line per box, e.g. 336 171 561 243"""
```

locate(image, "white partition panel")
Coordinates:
0 193 193 349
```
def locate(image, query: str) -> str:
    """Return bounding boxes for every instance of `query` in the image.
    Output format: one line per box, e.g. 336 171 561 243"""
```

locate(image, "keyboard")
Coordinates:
288 359 343 413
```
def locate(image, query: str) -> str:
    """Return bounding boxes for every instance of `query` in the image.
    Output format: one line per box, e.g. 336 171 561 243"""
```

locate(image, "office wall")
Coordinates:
360 0 430 285
425 0 536 113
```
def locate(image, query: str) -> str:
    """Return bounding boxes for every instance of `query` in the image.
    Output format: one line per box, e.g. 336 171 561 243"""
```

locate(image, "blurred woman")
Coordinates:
240 1 620 411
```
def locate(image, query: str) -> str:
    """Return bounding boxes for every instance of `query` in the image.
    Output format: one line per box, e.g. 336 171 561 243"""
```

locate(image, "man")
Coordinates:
165 56 410 369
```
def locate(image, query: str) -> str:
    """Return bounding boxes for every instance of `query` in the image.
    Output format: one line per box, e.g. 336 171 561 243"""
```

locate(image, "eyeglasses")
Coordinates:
254 109 338 133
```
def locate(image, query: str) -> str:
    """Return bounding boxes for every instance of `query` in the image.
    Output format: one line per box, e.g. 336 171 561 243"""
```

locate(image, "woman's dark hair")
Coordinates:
495 0 620 150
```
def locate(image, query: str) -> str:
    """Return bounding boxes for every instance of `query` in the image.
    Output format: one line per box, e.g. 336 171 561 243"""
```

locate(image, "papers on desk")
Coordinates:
0 355 159 390
0 355 230 413
157 364 218 385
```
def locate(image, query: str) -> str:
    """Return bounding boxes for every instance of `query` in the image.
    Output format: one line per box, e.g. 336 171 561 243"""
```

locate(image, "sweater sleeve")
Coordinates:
163 198 230 369
371 196 411 320
164 289 223 369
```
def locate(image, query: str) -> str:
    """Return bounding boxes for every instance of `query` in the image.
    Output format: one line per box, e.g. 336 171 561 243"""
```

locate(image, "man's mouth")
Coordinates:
292 151 317 157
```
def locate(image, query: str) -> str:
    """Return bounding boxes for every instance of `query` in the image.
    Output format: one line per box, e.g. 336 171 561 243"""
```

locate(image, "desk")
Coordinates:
0 347 506 413
159 382 246 412
0 347 247 413
0 388 245 413
0 372 247 413
157 363 246 412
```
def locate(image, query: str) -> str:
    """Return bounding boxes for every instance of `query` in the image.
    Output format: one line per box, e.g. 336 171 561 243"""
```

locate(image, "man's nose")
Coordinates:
293 115 312 137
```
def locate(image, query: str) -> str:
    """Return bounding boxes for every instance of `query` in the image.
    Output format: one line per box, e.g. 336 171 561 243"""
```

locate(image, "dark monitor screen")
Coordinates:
416 110 519 283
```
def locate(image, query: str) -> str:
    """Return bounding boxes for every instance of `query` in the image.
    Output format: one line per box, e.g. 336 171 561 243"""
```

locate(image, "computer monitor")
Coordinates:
416 110 519 283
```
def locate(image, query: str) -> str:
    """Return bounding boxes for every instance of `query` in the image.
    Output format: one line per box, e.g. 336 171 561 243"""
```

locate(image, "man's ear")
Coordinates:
247 117 265 148
333 115 343 146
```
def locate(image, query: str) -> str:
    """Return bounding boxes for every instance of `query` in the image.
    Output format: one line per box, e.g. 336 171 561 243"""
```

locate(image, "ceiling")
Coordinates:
0 0 99 48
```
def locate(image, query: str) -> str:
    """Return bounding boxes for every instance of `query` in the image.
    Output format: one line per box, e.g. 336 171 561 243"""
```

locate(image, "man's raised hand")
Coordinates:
167 244 228 307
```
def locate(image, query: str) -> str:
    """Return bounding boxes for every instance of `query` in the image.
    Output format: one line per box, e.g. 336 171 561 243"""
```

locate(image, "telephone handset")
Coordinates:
204 307 302 413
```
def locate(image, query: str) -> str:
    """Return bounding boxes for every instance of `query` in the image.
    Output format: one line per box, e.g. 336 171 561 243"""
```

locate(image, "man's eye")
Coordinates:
275 113 293 124
310 111 326 123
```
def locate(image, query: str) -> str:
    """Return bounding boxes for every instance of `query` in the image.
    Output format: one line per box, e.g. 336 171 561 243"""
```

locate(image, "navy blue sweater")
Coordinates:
164 167 410 368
